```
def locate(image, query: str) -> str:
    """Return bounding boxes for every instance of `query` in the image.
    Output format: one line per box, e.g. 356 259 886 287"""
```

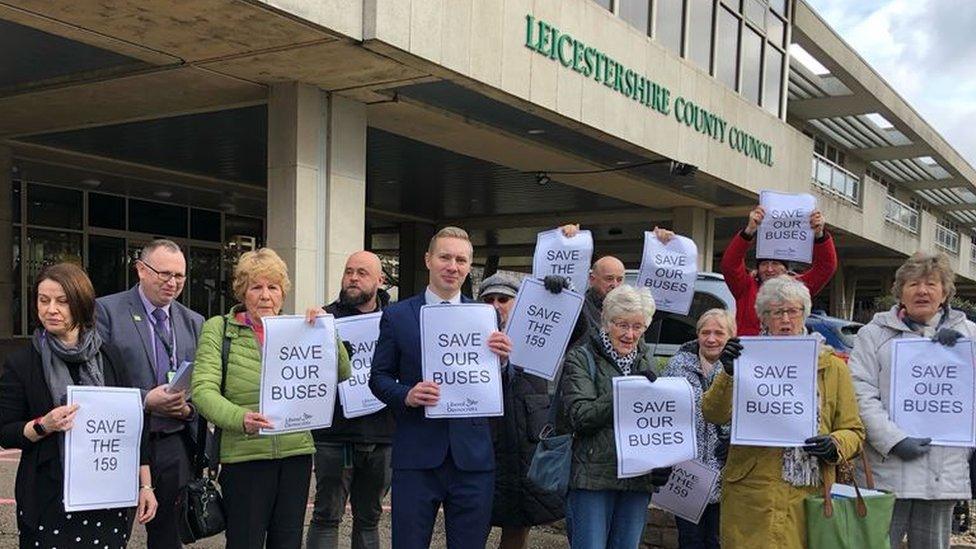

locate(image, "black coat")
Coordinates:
0 341 150 529
490 366 565 527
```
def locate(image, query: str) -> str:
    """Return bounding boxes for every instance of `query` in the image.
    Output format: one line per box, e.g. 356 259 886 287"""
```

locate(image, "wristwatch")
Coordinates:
32 417 47 437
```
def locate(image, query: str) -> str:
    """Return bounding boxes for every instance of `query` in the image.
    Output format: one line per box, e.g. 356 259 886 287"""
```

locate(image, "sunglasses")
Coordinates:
482 295 512 304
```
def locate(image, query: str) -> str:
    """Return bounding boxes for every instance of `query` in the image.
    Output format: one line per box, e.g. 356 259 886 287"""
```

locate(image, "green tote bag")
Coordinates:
805 449 896 549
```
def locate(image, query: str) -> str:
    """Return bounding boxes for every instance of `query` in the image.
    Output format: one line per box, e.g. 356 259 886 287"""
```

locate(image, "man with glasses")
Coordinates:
96 239 204 549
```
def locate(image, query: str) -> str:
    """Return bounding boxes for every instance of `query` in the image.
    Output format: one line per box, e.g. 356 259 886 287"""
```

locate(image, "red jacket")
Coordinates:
720 229 838 336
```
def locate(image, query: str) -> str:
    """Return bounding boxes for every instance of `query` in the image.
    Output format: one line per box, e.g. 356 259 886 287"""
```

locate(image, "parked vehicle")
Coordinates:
805 309 863 359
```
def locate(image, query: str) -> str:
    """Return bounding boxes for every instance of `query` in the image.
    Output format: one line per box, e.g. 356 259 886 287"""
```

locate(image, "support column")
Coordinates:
672 207 715 271
0 147 12 338
829 268 856 320
267 83 367 312
398 222 436 299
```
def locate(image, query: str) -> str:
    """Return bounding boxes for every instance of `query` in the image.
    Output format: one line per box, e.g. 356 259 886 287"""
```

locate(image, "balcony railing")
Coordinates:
936 223 960 254
883 195 920 234
970 239 976 266
811 154 860 205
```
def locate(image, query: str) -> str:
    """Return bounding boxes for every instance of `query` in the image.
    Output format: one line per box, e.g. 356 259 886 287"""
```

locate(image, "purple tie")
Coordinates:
151 308 172 385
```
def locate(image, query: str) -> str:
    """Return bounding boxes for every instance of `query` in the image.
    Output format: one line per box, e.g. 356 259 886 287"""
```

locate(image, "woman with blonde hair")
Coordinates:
192 248 351 548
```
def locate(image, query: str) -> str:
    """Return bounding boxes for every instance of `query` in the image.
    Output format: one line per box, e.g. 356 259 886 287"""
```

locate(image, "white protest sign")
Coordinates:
64 386 143 512
336 313 387 419
756 190 816 263
635 232 698 314
613 376 698 478
260 315 339 434
421 303 503 418
651 459 721 524
506 278 584 381
732 336 819 447
889 338 976 447
532 228 594 293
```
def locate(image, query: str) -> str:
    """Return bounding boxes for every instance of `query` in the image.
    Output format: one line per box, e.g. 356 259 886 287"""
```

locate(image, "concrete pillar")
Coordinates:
398 222 436 299
0 147 12 338
672 206 715 271
829 268 856 320
267 83 367 312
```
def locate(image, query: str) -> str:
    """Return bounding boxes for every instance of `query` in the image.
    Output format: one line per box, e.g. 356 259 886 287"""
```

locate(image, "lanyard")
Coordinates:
150 314 177 370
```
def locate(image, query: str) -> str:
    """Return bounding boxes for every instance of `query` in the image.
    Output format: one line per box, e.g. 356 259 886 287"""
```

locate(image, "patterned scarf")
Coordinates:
599 329 639 374
33 327 105 406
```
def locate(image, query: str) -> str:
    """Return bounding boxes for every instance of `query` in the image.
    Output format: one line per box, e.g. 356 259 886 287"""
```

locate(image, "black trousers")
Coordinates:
219 454 313 549
675 502 721 549
146 431 193 549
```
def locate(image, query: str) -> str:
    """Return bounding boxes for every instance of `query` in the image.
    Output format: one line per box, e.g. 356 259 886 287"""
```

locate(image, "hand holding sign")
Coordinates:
613 376 698 478
651 460 721 524
756 191 817 263
506 278 584 381
532 228 593 293
635 231 698 314
336 313 386 419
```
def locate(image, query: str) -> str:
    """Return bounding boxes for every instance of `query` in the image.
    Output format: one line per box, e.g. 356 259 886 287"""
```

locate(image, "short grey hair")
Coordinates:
755 275 811 320
697 308 736 337
893 251 956 303
601 285 656 329
140 239 183 261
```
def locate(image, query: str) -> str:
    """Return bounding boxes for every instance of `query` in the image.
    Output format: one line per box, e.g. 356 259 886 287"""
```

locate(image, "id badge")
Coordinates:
167 370 176 384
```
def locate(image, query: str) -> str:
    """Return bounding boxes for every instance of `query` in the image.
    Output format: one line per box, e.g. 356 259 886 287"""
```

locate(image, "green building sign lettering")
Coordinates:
524 14 774 167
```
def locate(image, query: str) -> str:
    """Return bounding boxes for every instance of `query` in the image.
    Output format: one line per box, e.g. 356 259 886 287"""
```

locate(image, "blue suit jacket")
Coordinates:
368 293 495 472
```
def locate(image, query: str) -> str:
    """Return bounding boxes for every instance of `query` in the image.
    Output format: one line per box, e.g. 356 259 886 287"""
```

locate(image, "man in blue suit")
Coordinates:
369 226 513 548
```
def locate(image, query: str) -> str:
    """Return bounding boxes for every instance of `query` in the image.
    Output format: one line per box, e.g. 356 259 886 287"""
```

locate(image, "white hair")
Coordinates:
755 275 811 319
601 285 656 329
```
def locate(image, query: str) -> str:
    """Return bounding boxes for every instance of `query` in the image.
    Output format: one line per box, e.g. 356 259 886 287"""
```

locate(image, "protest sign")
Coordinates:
889 338 976 447
635 231 698 314
260 315 339 434
532 228 594 293
613 376 697 478
421 303 503 418
64 386 143 512
335 313 387 419
756 191 816 263
651 459 721 524
506 278 584 381
731 336 819 446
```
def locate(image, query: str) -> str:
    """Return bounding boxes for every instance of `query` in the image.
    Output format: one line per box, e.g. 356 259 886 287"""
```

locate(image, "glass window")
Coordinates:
721 0 740 9
593 0 613 9
25 228 83 325
763 46 784 115
225 215 264 247
744 0 766 29
741 27 762 103
191 209 222 242
27 184 82 230
88 235 127 298
189 247 223 318
620 0 651 34
654 0 684 55
767 11 786 47
12 180 21 224
88 193 125 230
12 231 21 336
687 0 714 71
716 7 739 89
769 0 786 15
128 199 187 238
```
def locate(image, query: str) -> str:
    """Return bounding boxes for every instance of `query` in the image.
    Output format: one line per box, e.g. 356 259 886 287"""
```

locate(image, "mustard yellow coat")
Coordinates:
701 349 865 549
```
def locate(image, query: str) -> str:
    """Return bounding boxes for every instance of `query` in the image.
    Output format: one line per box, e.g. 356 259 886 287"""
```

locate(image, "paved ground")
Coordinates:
0 448 568 548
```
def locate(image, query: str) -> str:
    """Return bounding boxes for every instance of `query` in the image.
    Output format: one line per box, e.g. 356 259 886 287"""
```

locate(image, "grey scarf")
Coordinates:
33 328 105 406
599 329 639 375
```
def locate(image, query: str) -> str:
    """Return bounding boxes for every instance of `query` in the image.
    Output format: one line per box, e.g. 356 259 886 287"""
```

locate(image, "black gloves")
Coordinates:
543 275 570 294
890 437 932 461
714 431 730 463
719 337 743 375
342 340 354 358
932 328 964 347
641 370 657 383
650 467 673 487
802 435 839 462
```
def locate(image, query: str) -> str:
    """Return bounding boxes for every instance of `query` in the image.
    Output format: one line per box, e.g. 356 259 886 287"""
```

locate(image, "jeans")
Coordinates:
890 498 955 549
567 489 651 549
674 503 720 549
306 442 392 549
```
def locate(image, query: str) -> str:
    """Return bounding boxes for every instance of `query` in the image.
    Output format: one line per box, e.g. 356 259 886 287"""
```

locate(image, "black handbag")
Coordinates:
177 318 230 543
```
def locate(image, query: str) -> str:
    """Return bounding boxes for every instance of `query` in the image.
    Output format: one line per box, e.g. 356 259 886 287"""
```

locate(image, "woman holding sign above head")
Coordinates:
192 248 351 549
0 263 157 549
700 275 864 549
663 308 737 549
847 251 976 549
560 284 672 549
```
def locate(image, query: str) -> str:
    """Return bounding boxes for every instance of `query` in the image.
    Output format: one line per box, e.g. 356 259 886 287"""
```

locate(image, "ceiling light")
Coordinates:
535 172 552 186
527 129 546 135
80 178 101 188
153 190 172 199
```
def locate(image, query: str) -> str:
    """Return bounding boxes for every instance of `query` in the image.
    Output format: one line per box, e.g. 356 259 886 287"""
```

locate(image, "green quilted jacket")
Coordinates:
192 306 351 464
561 332 658 493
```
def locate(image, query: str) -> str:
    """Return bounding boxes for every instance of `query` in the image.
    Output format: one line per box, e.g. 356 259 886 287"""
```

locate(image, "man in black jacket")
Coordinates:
306 251 395 549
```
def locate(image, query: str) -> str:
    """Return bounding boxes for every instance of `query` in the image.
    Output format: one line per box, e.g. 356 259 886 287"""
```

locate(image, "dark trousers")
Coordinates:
391 454 494 549
306 442 392 549
675 502 721 549
145 431 193 549
219 454 313 549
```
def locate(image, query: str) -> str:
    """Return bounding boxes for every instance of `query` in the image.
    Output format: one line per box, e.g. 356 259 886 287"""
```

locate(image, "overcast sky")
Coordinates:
805 0 976 169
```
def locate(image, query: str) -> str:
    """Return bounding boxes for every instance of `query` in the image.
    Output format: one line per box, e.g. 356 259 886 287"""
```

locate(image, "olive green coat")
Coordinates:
561 335 658 493
192 307 351 464
701 348 865 549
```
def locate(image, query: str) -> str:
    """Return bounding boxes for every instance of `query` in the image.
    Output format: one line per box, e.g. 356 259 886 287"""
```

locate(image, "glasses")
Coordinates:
610 320 646 333
483 295 512 304
139 260 186 284
768 307 803 319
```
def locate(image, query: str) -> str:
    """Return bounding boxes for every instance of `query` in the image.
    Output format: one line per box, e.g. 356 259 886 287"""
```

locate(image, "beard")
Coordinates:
339 286 375 308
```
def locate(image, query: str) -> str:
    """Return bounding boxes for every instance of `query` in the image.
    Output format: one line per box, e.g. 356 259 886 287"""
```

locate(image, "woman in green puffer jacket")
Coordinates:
192 248 350 549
